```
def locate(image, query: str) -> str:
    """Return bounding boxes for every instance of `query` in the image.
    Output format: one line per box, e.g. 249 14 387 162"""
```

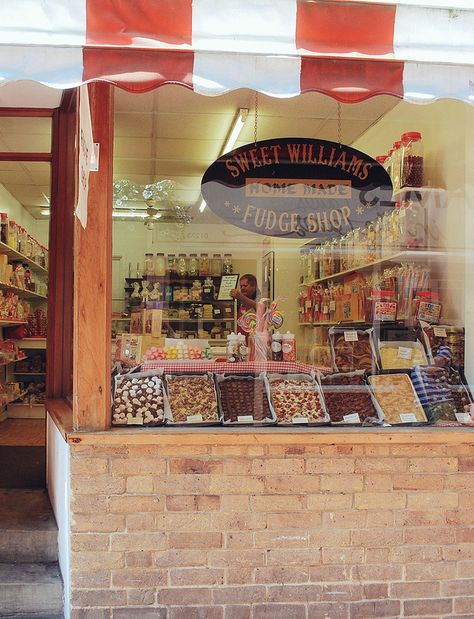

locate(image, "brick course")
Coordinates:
69 440 474 617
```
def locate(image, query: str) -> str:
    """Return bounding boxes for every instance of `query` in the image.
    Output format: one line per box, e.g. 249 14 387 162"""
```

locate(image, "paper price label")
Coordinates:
187 414 203 423
323 305 329 314
237 415 254 423
127 417 144 425
434 327 447 338
455 412 471 423
329 300 336 311
399 413 418 423
305 300 312 309
344 331 359 342
398 346 413 359
343 413 361 423
292 416 309 424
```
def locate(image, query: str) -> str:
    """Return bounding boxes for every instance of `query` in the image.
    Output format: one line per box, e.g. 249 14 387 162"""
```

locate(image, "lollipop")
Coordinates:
266 301 284 329
238 310 257 334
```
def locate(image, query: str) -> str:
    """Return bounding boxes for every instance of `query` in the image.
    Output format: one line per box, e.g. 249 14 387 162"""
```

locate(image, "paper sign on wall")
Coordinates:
76 85 95 229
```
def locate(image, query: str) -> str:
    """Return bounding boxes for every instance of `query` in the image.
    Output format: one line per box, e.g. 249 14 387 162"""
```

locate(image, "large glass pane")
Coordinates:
111 86 473 429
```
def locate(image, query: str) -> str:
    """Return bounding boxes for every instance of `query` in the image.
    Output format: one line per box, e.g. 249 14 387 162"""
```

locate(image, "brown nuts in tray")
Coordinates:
166 375 219 422
320 373 377 423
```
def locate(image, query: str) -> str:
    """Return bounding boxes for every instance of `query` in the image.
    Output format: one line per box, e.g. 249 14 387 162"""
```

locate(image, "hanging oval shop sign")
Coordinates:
201 138 394 239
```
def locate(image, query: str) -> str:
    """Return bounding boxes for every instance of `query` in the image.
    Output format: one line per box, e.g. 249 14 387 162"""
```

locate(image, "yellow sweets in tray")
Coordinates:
369 374 427 424
378 342 427 370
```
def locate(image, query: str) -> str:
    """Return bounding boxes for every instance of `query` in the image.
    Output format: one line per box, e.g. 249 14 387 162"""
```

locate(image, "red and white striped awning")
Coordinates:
1 0 474 103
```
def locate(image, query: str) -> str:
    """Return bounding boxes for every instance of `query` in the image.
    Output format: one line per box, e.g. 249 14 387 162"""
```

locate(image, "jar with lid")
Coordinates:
202 276 215 302
271 331 283 361
188 253 199 277
190 280 202 301
167 254 176 275
226 332 240 362
391 140 402 193
199 253 210 276
177 253 188 277
282 331 296 362
223 254 233 275
352 228 361 267
385 149 393 187
401 131 423 188
0 213 7 245
154 253 166 276
345 230 354 269
375 217 383 260
143 253 154 276
306 247 315 282
210 253 222 277
367 223 377 263
399 196 426 249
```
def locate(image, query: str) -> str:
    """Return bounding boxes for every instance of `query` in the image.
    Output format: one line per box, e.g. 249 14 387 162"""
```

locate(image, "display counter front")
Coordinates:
47 398 474 619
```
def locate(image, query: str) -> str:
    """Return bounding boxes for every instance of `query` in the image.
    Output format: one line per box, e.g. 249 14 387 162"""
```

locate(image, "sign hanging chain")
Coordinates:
254 91 259 146
337 101 342 146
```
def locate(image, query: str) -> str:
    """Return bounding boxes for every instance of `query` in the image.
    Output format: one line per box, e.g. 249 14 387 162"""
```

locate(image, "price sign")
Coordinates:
398 346 413 359
344 331 359 342
434 327 447 338
217 274 240 300
399 413 418 423
343 413 361 423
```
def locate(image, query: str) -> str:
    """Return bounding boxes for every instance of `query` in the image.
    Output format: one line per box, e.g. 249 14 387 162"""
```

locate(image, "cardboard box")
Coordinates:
130 310 143 334
130 309 163 337
142 309 163 337
121 334 165 365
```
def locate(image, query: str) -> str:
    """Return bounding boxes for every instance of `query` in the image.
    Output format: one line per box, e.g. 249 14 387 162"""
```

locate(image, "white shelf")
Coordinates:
0 241 48 275
166 318 234 323
13 372 46 376
299 250 446 287
15 338 47 350
0 282 47 300
0 319 27 327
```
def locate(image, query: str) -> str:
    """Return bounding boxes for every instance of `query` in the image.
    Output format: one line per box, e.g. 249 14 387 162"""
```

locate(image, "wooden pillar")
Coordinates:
47 91 77 400
73 83 114 431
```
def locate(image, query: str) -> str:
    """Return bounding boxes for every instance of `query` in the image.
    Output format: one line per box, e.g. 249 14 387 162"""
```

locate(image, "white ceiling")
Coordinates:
0 82 399 222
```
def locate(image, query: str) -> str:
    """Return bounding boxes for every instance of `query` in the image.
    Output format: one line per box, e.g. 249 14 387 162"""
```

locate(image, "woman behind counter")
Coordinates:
230 274 259 336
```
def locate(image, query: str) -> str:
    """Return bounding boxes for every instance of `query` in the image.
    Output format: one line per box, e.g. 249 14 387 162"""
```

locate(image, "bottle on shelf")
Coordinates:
167 253 176 275
0 213 7 245
391 140 403 193
210 253 222 277
177 253 188 277
282 331 296 362
154 253 166 276
401 131 424 188
199 253 210 277
188 253 199 277
271 331 283 361
143 253 154 276
223 253 233 275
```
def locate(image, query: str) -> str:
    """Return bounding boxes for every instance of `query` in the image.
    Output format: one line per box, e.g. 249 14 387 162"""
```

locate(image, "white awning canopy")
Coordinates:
0 0 473 103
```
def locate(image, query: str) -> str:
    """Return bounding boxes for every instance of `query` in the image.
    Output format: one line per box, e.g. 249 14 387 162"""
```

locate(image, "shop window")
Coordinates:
111 87 473 429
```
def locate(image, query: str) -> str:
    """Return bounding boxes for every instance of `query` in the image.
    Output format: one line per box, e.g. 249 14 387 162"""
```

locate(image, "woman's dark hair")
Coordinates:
240 274 257 287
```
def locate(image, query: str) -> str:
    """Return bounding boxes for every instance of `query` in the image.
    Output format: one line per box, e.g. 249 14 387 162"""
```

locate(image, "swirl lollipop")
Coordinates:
238 310 257 334
266 301 284 329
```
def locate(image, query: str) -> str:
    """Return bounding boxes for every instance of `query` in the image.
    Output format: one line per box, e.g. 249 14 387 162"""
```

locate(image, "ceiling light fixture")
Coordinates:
199 107 249 213
40 209 50 216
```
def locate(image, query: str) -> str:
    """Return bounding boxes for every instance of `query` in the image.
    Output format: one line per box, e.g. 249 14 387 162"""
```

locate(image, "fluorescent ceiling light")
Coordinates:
112 211 148 219
199 108 248 213
40 209 50 216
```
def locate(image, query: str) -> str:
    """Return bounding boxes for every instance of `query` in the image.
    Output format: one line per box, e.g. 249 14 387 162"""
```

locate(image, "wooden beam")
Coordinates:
73 83 113 431
47 91 77 399
0 108 55 117
0 152 51 162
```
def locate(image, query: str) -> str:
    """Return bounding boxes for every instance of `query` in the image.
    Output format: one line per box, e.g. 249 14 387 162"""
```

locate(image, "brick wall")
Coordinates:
69 438 474 619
